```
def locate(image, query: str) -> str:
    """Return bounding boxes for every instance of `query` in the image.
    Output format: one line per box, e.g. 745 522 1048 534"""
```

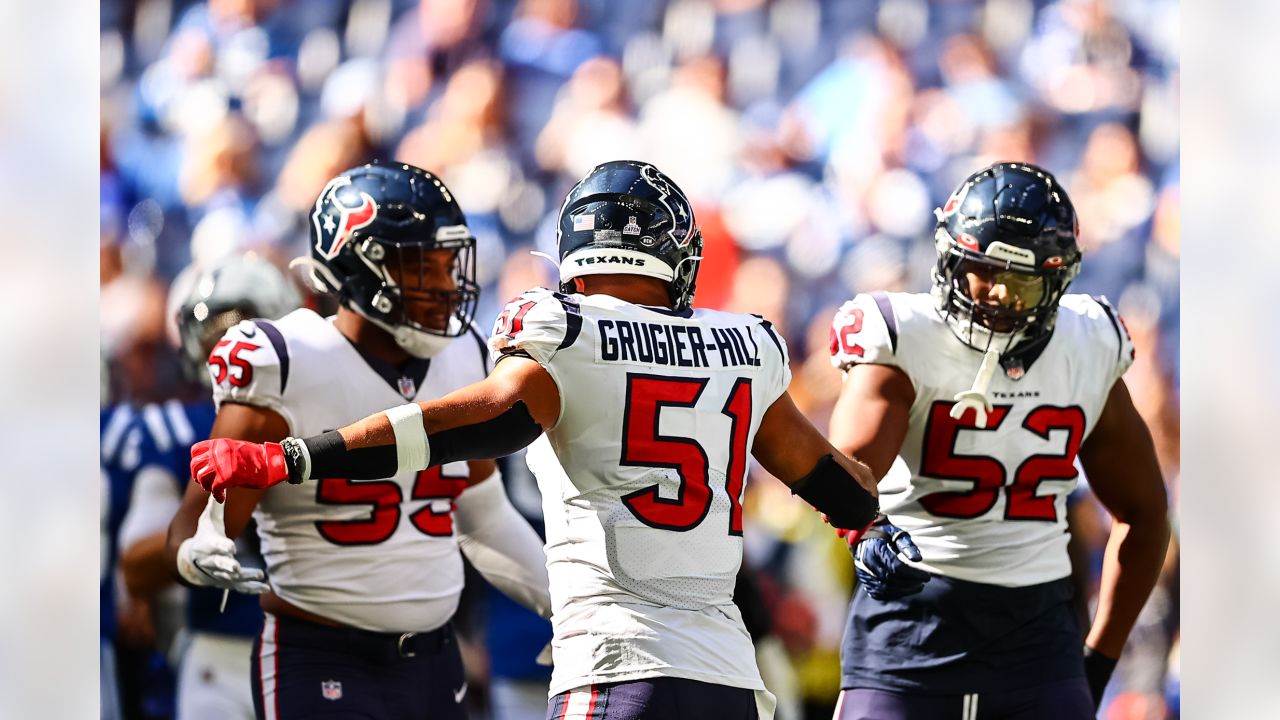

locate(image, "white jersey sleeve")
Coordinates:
488 287 583 427
830 292 900 371
488 287 578 366
1087 295 1137 383
208 319 295 432
754 314 792 406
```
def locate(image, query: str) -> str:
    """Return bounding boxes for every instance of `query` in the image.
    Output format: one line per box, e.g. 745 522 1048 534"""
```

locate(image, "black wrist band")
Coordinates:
790 454 879 530
1083 646 1118 706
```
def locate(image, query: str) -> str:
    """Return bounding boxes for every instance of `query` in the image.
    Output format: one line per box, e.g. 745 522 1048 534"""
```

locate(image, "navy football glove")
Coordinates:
851 517 931 601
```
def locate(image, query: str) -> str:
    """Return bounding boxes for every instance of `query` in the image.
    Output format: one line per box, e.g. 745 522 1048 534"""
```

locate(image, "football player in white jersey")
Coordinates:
187 160 883 720
164 163 552 719
119 254 299 720
826 163 1171 719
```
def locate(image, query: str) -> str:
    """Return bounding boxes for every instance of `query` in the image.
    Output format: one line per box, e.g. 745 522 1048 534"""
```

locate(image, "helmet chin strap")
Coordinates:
366 315 456 358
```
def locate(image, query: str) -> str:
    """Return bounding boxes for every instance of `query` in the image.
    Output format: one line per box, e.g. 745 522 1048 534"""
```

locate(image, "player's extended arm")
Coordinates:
811 363 931 598
751 391 879 530
827 363 915 480
1076 378 1171 699
192 356 560 500
164 402 283 583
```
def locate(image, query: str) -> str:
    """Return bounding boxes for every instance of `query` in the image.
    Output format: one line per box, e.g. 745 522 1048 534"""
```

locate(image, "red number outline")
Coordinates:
314 467 469 545
831 307 866 358
209 340 231 385
918 401 1011 518
619 373 753 535
226 341 258 387
497 300 537 338
314 478 402 545
1006 406 1086 521
619 374 712 531
208 340 259 387
917 401 1088 522
721 378 752 536
409 467 470 537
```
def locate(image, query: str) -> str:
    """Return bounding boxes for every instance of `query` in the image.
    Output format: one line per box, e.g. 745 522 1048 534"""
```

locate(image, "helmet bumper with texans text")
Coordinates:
297 162 479 358
556 160 704 311
931 161 1082 357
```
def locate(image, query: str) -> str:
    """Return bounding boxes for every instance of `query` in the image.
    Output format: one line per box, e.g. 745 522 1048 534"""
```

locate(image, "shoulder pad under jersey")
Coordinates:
830 292 899 372
208 319 290 415
488 287 583 366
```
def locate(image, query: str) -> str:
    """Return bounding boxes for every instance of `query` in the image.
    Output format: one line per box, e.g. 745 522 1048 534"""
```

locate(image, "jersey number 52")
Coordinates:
919 401 1085 522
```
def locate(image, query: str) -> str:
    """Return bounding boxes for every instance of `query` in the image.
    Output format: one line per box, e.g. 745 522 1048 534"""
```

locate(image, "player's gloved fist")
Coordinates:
191 438 290 501
176 499 268 595
1083 646 1118 709
852 517 931 601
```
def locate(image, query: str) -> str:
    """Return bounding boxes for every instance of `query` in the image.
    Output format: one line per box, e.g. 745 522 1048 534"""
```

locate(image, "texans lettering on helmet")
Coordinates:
311 176 379 260
556 161 704 311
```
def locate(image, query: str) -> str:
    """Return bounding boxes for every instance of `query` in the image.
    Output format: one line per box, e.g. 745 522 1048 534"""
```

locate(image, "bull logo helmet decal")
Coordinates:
640 164 694 248
312 176 378 260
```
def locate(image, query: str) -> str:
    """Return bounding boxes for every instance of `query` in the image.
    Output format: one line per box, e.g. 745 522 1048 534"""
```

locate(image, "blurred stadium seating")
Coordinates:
100 1 1180 718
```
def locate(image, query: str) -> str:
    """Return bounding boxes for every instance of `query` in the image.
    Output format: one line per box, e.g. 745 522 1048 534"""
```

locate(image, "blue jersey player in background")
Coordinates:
101 401 140 720
117 254 300 719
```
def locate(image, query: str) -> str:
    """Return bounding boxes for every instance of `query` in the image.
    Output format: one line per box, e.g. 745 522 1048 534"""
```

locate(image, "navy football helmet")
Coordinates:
168 254 301 384
556 160 703 311
297 162 479 357
931 162 1081 355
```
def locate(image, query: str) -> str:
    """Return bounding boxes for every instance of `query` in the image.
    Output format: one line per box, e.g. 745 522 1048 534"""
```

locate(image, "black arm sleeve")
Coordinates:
295 402 544 481
426 400 543 466
298 431 398 481
789 454 879 530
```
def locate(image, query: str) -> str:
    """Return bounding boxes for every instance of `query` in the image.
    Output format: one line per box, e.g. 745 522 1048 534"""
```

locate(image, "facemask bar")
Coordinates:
352 229 479 339
670 250 703 310
932 237 1073 354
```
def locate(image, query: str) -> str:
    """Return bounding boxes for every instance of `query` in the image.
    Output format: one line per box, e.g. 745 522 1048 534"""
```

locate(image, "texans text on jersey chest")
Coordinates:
596 319 762 368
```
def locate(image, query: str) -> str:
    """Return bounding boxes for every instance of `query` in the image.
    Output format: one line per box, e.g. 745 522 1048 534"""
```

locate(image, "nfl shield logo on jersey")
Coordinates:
321 679 343 701
398 375 416 399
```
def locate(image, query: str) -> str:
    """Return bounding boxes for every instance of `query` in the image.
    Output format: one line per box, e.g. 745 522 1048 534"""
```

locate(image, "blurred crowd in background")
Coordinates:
100 0 1180 718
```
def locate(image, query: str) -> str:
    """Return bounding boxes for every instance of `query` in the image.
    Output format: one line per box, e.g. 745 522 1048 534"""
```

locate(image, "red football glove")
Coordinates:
190 438 290 502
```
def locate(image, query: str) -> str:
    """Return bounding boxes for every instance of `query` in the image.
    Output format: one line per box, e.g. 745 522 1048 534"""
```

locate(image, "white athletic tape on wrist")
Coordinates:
385 403 430 473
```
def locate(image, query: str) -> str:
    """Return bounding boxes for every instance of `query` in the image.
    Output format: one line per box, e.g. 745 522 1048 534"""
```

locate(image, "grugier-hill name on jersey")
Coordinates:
597 319 762 368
